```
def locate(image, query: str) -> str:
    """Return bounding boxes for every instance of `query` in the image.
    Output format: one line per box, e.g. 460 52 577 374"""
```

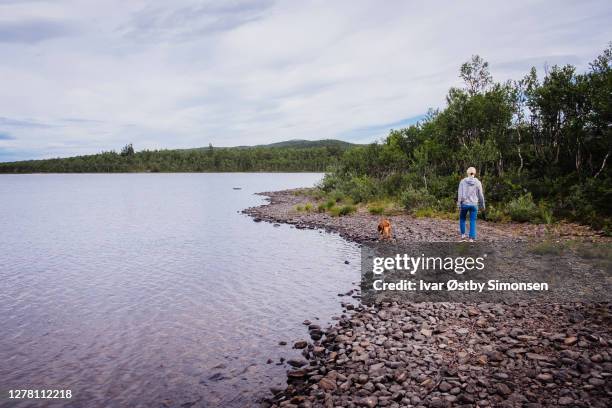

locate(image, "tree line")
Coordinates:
0 144 347 173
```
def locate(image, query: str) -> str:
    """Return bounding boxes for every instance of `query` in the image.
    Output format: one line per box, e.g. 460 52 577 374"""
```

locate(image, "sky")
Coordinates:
0 0 610 161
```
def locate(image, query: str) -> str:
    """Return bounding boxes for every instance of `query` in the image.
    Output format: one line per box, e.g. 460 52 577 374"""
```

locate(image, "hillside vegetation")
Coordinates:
0 140 356 173
320 45 612 233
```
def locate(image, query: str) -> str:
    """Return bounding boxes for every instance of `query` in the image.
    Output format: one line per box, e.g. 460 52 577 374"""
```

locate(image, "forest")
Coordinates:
320 45 611 233
0 140 352 173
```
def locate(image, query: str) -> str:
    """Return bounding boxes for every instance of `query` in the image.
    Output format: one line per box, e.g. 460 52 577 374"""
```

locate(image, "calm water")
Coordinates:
0 173 360 408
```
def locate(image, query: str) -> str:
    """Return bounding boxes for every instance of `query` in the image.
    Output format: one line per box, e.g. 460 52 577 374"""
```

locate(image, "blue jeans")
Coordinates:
459 204 478 239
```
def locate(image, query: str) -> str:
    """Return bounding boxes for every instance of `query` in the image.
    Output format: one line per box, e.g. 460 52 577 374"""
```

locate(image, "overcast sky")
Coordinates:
0 0 610 161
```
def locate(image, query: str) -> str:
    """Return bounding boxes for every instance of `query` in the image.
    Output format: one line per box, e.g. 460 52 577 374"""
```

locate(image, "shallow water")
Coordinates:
0 173 360 408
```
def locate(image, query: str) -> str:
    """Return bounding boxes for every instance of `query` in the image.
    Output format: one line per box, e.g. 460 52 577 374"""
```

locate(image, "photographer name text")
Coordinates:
373 279 549 292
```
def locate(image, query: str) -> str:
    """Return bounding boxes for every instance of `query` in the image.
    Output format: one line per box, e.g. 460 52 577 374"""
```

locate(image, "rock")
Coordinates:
467 306 480 316
536 373 553 382
558 397 574 405
456 328 469 335
420 328 433 337
526 353 550 361
287 359 307 368
564 336 578 345
357 374 369 384
270 386 284 395
313 346 325 355
318 377 336 391
438 381 452 392
293 340 307 349
344 260 350 264
278 341 287 346
487 351 505 362
357 396 378 408
369 362 385 375
588 377 605 386
287 369 307 378
496 383 512 396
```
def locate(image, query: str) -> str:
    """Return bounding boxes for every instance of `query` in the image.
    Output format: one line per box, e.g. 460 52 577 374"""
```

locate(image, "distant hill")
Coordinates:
0 139 361 173
193 139 357 150
256 139 357 149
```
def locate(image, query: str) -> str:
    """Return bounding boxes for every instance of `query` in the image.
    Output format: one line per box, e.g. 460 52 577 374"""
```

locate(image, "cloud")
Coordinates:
0 116 52 128
0 19 73 43
340 115 427 143
0 131 15 140
0 0 611 161
121 0 275 42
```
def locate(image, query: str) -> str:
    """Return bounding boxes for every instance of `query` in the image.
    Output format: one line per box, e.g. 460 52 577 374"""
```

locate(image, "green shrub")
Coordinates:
295 205 304 212
319 172 340 192
436 196 456 212
507 193 538 222
304 203 313 212
329 204 356 217
538 202 554 224
317 203 326 213
484 204 509 223
325 198 336 209
339 204 357 216
340 175 378 203
401 186 436 211
368 204 385 215
329 206 341 217
331 191 345 202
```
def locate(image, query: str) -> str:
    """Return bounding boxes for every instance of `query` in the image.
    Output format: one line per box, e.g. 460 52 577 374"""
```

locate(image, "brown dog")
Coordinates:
377 218 392 240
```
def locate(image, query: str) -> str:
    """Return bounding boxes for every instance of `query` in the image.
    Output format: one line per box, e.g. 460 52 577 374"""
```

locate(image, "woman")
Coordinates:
457 167 485 241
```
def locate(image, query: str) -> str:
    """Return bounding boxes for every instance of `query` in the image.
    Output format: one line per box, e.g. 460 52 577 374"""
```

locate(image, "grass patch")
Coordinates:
413 207 455 219
368 204 385 215
329 204 356 217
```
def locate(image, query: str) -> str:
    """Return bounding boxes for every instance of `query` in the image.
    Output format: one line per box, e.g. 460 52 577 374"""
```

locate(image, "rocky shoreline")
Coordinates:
243 189 608 244
243 190 611 408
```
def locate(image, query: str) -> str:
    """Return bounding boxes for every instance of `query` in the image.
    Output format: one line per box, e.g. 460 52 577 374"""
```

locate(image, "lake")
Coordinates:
0 173 361 408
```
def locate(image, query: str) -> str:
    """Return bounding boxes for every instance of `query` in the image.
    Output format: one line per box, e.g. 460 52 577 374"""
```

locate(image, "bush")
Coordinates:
330 191 345 203
484 204 509 223
304 203 313 212
368 204 385 215
325 198 336 209
317 203 326 213
319 172 340 192
329 204 356 217
338 175 377 203
538 202 554 224
506 193 538 222
295 204 304 212
401 186 437 211
339 204 357 216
